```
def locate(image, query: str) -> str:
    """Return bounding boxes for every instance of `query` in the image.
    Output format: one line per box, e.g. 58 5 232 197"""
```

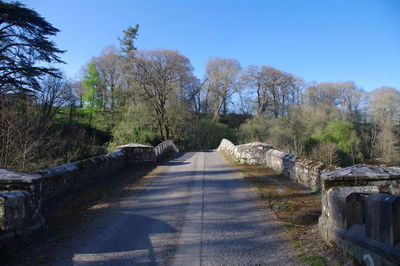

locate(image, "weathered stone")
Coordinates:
365 194 400 246
118 143 154 149
0 170 43 230
323 165 400 181
321 164 400 194
0 191 41 231
265 149 289 172
217 139 400 265
0 140 178 251
217 139 237 155
154 140 178 159
291 158 329 189
218 139 333 190
323 186 379 230
0 216 46 251
118 143 156 164
319 162 400 265
0 169 42 192
234 142 273 165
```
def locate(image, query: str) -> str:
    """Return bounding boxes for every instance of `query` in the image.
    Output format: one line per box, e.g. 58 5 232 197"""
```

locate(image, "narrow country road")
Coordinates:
50 152 300 265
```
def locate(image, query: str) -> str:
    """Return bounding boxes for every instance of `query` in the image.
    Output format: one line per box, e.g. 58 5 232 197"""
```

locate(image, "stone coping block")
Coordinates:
235 142 273 148
0 169 42 199
118 143 156 163
266 149 289 159
217 139 236 153
322 164 400 181
36 151 125 179
321 164 400 194
154 140 179 158
0 169 41 187
294 157 325 169
117 143 154 149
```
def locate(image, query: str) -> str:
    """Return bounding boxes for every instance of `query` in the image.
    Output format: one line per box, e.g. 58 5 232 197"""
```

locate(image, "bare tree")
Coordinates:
203 57 241 119
304 81 362 122
133 49 194 139
37 74 70 121
305 82 340 107
241 65 299 117
71 81 85 108
335 81 365 121
95 46 125 120
180 76 202 113
368 86 400 161
311 142 339 165
0 94 63 171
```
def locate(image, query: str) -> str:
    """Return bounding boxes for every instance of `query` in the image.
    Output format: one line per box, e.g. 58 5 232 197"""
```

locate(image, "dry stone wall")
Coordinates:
218 139 332 190
0 140 178 251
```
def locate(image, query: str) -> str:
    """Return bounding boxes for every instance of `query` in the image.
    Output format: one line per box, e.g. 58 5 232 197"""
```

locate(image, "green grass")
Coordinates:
299 255 325 266
277 203 289 209
312 188 321 194
54 107 125 132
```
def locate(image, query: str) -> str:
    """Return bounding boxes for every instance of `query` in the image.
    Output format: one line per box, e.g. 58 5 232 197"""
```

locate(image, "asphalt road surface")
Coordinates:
52 152 300 265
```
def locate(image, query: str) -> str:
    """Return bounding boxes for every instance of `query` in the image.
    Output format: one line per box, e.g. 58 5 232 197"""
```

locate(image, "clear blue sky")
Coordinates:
21 0 400 91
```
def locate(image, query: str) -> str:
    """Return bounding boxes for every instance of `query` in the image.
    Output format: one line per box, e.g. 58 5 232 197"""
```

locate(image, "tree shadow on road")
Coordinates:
70 214 176 265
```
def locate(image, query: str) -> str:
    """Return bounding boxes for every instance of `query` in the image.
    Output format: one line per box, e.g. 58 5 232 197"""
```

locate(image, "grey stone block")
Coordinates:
0 191 38 231
234 142 273 165
365 193 400 246
118 143 156 164
326 187 379 229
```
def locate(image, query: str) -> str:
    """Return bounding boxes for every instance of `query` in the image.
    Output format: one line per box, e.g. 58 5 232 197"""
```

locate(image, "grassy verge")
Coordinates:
221 151 351 266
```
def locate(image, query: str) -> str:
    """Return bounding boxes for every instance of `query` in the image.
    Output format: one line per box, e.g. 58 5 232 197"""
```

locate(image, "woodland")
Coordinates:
1 1 399 172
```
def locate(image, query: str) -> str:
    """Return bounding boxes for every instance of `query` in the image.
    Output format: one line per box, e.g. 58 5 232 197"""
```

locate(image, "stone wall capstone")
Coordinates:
216 138 236 155
117 144 155 165
154 140 179 159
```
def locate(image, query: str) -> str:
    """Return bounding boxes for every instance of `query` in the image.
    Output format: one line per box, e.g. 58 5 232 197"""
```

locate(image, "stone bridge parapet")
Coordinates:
218 139 400 264
0 140 178 251
217 138 336 190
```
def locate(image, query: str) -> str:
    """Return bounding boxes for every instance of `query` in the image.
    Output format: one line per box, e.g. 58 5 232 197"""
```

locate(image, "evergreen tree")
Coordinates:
119 24 139 58
0 1 65 95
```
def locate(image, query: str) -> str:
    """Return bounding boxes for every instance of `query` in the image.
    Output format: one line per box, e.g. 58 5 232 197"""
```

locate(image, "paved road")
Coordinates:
53 152 300 265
